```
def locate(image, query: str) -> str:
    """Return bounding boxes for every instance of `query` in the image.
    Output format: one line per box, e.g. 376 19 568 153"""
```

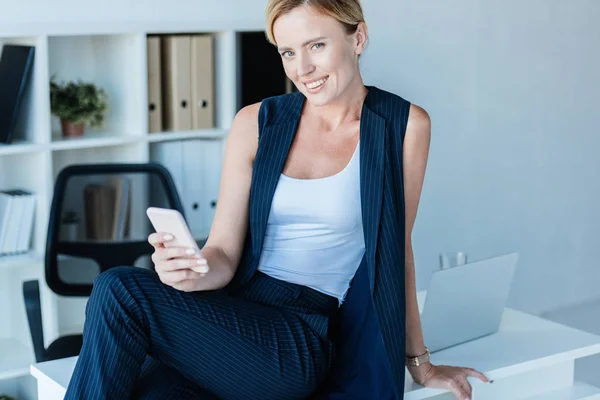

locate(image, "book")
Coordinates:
84 184 116 241
109 177 131 240
0 192 13 255
0 190 24 254
0 45 35 145
13 189 35 252
83 178 131 241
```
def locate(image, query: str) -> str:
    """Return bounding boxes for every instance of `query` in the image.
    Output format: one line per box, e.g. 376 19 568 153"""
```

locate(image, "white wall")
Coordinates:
361 0 600 314
0 0 263 26
2 0 599 315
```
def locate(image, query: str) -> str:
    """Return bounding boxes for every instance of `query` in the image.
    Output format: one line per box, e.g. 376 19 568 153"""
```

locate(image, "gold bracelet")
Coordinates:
406 347 430 367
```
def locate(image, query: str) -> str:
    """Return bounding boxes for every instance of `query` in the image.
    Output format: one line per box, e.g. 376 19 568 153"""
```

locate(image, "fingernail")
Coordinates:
197 265 209 273
163 234 173 241
196 258 207 265
185 248 195 255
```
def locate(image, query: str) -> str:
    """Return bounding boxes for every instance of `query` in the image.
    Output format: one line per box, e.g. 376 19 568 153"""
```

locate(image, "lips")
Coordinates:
304 76 329 90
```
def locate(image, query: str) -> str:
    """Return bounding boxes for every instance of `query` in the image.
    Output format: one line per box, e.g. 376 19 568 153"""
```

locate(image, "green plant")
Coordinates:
50 75 108 128
0 395 17 400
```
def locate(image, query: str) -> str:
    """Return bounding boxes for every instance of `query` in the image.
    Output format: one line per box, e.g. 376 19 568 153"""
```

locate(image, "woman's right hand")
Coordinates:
148 232 210 291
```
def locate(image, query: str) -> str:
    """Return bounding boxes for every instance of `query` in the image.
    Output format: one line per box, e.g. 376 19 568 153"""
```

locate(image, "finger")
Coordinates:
166 257 208 272
460 378 473 399
449 377 471 400
171 277 205 292
148 233 164 248
161 268 203 285
154 247 204 265
148 232 174 248
190 265 209 274
163 246 204 260
448 385 464 400
464 367 490 383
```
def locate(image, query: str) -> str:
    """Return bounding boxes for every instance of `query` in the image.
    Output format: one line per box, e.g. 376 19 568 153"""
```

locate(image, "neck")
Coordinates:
303 79 369 131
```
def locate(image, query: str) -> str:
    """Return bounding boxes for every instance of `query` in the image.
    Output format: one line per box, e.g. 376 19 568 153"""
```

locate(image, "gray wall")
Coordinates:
2 0 599 315
361 0 600 314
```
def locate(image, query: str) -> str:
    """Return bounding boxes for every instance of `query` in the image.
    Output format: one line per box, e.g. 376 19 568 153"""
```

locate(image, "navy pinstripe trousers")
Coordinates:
64 266 339 400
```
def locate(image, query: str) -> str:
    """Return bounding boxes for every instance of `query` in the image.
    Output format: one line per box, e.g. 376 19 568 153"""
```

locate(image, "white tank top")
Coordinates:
257 140 366 304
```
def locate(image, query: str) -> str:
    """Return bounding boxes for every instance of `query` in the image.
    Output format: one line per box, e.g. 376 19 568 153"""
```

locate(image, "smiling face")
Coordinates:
273 5 367 106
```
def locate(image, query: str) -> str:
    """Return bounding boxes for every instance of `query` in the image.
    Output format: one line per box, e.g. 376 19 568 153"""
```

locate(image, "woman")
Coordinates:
65 1 489 399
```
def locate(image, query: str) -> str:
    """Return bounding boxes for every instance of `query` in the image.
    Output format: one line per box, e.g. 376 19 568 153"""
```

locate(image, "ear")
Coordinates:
355 22 368 55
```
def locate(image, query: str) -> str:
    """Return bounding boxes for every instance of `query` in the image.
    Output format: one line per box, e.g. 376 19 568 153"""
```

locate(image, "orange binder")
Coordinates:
147 36 163 133
162 35 192 132
190 35 215 129
285 77 294 94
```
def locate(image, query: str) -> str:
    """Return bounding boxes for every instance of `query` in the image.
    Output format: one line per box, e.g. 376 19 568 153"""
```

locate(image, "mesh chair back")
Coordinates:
46 163 184 296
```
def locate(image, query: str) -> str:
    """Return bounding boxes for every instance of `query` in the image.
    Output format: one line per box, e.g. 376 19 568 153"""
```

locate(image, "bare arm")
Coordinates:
197 102 261 290
402 104 432 376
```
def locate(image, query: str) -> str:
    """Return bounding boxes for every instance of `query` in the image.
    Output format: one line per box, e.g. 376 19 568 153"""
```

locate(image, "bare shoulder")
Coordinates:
232 101 261 136
403 103 431 164
234 101 261 125
229 101 262 161
406 103 431 137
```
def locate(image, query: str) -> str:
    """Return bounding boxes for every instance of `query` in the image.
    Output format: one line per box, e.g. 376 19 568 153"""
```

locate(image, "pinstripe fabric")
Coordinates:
64 85 410 399
64 266 338 400
231 86 411 398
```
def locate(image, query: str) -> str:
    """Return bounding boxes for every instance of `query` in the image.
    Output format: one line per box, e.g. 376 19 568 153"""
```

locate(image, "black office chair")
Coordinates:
23 163 186 363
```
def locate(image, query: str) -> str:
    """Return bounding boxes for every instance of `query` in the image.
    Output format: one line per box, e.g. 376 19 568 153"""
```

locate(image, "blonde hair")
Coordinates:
265 0 366 45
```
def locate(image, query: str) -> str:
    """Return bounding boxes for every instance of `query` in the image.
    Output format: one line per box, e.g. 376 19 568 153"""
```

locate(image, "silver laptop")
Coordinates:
420 252 519 353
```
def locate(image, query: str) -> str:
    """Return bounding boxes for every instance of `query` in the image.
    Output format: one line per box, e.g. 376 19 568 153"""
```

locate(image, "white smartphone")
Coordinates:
146 207 201 252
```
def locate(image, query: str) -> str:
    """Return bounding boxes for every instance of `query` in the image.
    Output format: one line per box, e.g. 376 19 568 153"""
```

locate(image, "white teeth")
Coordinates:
306 77 327 89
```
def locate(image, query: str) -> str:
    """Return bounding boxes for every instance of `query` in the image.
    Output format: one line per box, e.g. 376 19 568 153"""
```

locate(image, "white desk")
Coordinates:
31 291 600 400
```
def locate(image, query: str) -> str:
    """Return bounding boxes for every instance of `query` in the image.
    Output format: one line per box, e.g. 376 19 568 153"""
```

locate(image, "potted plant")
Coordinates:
50 76 108 138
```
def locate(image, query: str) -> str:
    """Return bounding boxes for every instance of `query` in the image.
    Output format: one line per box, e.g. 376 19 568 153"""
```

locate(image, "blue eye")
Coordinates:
282 50 294 58
312 42 325 50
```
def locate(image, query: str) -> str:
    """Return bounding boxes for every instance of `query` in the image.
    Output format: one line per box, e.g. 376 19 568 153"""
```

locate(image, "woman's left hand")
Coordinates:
408 362 490 400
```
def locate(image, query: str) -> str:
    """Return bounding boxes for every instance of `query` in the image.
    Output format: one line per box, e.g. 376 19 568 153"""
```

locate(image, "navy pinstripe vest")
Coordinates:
230 85 411 398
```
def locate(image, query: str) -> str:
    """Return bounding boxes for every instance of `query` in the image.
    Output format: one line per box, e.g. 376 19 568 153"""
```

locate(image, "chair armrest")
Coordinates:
22 280 46 363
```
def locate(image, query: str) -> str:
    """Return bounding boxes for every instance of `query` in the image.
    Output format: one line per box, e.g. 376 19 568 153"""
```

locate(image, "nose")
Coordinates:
297 53 315 78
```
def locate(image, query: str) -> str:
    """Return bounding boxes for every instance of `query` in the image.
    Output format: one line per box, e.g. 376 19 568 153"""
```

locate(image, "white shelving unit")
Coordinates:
0 21 265 398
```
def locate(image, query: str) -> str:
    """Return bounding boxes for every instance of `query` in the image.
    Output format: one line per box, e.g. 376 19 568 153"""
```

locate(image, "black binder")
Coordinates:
0 44 35 145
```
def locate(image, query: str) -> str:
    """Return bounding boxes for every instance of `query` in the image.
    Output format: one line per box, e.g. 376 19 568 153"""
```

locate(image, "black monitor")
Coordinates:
0 44 35 144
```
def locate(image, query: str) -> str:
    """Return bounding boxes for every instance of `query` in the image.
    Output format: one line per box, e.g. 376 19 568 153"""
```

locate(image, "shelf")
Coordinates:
45 129 227 151
146 128 228 143
0 140 45 156
0 24 250 393
0 252 43 271
522 381 600 400
0 338 34 381
0 21 265 38
49 132 141 151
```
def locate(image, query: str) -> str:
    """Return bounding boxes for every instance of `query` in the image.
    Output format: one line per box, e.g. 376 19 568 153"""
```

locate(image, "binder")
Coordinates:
0 45 35 144
190 35 214 129
152 139 221 240
285 77 294 94
162 35 192 132
182 140 205 238
147 36 163 133
198 140 222 237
